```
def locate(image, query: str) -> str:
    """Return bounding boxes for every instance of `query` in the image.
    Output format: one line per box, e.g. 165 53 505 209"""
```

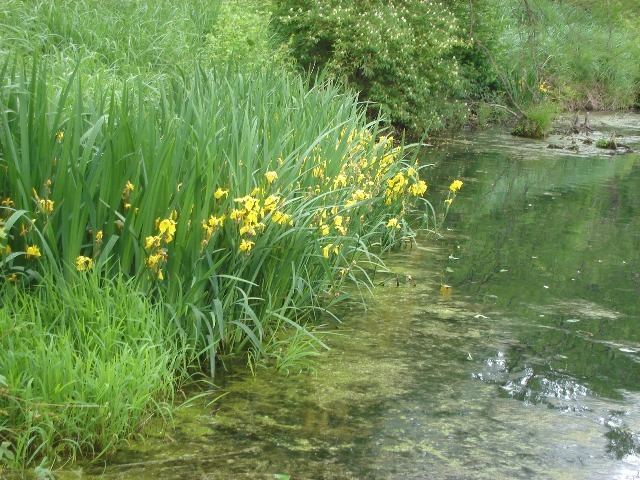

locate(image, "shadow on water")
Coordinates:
56 116 640 479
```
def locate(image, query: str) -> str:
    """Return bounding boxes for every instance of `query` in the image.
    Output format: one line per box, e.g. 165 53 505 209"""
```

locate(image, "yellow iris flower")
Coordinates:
76 256 93 271
449 180 463 193
26 245 41 259
265 171 278 183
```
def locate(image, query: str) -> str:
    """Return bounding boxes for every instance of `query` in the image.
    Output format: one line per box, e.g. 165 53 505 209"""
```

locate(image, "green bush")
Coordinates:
271 0 469 134
203 0 290 67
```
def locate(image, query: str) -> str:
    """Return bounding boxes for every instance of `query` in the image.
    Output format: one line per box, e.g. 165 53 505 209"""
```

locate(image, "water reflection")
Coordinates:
51 119 640 479
431 123 640 476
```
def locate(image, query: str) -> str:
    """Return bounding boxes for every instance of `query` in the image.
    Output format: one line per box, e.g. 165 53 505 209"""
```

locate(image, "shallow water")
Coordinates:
61 117 640 479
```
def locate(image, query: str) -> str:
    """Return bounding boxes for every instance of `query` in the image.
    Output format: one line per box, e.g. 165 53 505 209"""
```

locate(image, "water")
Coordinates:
69 116 640 479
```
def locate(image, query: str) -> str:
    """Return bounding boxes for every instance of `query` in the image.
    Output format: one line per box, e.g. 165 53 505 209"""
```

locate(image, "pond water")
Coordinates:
70 115 640 479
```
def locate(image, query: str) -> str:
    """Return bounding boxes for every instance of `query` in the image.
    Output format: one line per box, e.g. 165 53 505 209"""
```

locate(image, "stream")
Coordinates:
70 113 640 479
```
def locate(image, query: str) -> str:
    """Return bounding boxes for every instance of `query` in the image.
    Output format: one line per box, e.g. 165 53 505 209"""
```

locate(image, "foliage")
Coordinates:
270 0 640 135
0 272 185 469
0 0 447 469
0 58 431 350
0 0 286 84
449 0 507 102
0 57 435 467
271 0 469 134
249 327 323 376
0 0 215 77
492 0 640 112
203 0 290 67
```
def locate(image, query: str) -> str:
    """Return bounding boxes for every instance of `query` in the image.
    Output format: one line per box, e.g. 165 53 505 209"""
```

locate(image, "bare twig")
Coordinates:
468 0 474 40
486 103 520 117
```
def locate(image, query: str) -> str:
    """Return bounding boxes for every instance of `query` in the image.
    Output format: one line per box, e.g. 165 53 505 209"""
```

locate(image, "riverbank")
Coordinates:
2 0 639 474
29 130 640 479
448 110 640 158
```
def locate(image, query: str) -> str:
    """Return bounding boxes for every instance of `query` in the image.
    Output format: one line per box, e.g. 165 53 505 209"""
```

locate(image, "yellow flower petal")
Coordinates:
26 245 41 259
76 256 93 271
265 171 278 184
214 188 229 200
449 180 463 193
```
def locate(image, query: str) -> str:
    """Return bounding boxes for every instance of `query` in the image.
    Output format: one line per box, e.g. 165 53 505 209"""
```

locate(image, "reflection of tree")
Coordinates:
439 153 640 321
606 423 640 460
427 150 640 400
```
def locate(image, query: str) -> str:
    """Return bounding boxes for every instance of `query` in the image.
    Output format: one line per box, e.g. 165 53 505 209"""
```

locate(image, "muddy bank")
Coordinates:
546 111 640 155
437 111 640 160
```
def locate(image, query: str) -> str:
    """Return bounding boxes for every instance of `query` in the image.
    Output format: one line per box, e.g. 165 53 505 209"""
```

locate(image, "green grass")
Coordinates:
1 58 431 363
0 39 433 475
493 0 640 112
512 100 558 138
0 272 187 468
0 0 287 95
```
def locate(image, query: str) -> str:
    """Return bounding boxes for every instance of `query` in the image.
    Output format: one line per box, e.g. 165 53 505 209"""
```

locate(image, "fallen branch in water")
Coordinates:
486 102 520 118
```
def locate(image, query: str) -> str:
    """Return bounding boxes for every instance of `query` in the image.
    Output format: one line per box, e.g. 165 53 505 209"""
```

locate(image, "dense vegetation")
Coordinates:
271 0 469 133
0 0 441 471
1 0 638 473
272 0 640 136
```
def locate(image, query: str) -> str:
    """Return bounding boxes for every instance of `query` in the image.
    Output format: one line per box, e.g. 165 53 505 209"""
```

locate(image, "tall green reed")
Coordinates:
1 59 433 377
0 0 441 471
0 0 224 77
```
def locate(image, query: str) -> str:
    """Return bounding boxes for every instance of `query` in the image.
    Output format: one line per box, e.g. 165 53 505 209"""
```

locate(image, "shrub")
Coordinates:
271 0 468 134
202 0 290 67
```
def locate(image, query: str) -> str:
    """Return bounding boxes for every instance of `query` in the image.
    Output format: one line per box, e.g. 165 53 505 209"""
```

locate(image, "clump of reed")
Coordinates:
0 0 436 471
0 272 186 469
0 58 433 469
